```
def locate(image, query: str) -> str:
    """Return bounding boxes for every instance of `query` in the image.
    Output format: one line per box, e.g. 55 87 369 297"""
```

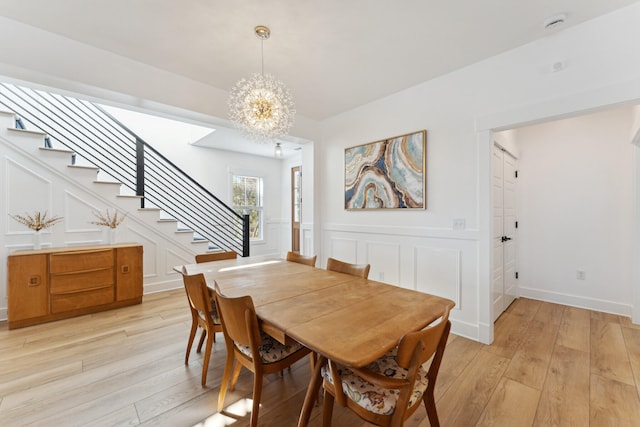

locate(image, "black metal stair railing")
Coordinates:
0 82 249 256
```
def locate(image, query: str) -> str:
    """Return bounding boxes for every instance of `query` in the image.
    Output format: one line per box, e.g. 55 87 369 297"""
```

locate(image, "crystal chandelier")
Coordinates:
229 26 295 144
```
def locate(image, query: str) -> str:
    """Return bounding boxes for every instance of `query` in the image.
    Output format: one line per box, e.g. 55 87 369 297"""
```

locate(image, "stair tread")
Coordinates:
67 164 99 170
39 147 74 154
93 180 122 185
8 127 46 136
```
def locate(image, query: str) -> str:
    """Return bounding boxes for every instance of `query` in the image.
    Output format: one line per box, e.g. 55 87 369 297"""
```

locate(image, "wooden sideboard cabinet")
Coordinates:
7 244 143 329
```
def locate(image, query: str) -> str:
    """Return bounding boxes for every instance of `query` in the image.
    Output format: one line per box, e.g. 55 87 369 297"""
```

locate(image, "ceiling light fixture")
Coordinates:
274 142 283 158
229 26 296 145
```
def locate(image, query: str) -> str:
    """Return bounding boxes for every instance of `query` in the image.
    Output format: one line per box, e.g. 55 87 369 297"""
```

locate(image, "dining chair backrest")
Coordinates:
213 282 262 350
195 251 237 263
326 257 371 279
286 251 317 267
182 271 214 319
396 306 451 368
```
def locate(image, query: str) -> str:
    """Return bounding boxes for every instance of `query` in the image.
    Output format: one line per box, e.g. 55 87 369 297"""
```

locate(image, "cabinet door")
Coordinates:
116 246 143 301
8 254 49 322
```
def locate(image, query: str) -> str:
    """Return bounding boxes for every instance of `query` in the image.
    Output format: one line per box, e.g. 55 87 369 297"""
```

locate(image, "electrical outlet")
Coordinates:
453 218 466 230
577 270 586 280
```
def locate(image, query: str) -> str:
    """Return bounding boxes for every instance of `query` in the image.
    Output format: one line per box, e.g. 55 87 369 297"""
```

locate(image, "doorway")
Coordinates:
291 166 301 253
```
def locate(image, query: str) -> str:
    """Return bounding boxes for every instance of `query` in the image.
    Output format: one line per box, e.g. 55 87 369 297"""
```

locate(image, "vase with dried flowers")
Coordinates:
10 211 63 249
90 209 127 244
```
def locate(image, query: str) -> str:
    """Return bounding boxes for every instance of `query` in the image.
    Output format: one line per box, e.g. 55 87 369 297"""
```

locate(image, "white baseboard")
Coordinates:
519 286 633 317
143 279 183 295
450 318 482 343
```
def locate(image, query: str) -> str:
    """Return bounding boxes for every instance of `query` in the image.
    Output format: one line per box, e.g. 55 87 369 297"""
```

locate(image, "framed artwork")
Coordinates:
345 130 426 210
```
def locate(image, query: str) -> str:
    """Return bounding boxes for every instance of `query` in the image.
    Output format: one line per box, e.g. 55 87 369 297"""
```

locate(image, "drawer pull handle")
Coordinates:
121 265 130 274
28 275 40 286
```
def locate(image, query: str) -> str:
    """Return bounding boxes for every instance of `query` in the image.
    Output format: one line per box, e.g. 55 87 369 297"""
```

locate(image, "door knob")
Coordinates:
501 236 512 242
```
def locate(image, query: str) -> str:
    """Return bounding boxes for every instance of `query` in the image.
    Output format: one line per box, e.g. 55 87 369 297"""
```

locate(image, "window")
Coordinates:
231 174 263 240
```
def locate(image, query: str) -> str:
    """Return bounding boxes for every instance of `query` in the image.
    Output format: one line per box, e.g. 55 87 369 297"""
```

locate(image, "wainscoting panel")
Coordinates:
328 237 359 265
63 189 102 233
6 157 53 233
414 246 461 309
365 241 401 283
301 222 314 258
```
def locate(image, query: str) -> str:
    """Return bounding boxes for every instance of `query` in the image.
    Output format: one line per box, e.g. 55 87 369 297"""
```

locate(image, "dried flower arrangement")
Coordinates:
10 211 63 231
90 209 127 229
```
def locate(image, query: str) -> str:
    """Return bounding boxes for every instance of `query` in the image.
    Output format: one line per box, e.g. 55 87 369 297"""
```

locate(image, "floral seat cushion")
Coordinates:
196 299 221 324
321 348 429 416
235 332 304 364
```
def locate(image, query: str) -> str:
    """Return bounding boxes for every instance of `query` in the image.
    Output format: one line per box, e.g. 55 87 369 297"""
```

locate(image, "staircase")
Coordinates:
0 82 249 257
0 111 215 254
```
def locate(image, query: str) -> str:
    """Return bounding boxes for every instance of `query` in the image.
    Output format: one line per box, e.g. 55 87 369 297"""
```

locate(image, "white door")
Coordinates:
492 144 517 321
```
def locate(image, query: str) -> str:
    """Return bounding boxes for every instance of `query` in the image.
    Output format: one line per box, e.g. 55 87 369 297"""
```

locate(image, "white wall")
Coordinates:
319 3 640 342
512 107 635 314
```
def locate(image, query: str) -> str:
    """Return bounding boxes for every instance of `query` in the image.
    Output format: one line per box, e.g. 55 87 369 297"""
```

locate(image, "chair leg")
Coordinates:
185 319 198 364
250 373 263 427
423 392 440 427
196 329 207 353
230 360 243 391
200 328 215 386
218 356 235 411
322 389 334 427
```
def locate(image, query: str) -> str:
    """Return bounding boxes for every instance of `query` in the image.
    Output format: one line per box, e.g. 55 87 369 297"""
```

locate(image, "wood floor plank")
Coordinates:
591 318 635 385
436 348 511 426
621 326 640 396
533 344 590 426
432 334 483 400
476 377 540 426
485 298 540 359
504 316 558 390
86 404 141 427
556 305 590 352
591 374 640 426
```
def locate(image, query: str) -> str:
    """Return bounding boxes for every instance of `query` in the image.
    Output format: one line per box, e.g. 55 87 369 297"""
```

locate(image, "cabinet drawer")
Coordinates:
51 286 114 314
50 249 114 274
50 268 114 294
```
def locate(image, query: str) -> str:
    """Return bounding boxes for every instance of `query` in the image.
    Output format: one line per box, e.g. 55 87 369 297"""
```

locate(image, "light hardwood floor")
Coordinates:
1 290 640 426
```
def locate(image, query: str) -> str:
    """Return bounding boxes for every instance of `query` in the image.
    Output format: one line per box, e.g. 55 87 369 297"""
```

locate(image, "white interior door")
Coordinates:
492 144 518 321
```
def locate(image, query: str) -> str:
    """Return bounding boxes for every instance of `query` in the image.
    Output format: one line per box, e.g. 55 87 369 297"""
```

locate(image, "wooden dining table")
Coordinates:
177 256 455 426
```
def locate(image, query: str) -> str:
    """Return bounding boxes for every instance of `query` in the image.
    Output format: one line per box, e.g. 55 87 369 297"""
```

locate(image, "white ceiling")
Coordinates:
0 0 637 157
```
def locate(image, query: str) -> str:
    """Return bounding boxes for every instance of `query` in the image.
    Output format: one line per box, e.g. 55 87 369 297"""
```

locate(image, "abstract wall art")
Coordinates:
345 130 426 209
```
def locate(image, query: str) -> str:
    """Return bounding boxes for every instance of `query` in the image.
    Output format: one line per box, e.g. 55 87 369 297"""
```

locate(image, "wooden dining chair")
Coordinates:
321 306 451 427
326 257 371 279
191 250 237 351
213 282 311 427
181 269 224 386
286 251 317 267
195 250 237 263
